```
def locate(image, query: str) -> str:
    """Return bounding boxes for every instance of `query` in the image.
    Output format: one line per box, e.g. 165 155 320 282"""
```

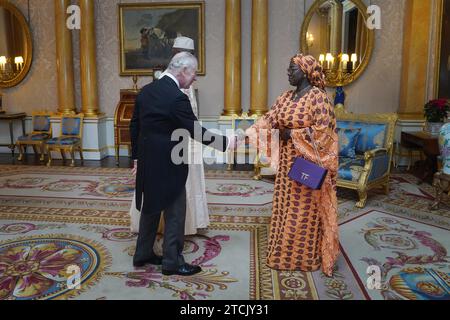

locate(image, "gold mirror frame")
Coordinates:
300 0 374 88
0 0 33 88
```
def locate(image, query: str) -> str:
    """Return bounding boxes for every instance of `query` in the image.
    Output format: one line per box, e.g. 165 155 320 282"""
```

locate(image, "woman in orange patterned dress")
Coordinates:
246 54 339 276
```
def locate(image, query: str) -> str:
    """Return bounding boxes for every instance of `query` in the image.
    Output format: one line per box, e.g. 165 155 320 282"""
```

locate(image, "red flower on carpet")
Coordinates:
0 244 82 300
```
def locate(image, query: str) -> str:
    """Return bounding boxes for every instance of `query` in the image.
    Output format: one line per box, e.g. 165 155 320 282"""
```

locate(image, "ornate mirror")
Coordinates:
0 0 33 88
300 0 374 87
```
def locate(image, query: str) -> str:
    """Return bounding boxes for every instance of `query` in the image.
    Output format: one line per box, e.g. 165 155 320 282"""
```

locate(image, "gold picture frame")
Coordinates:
118 1 205 77
300 0 375 88
0 0 33 88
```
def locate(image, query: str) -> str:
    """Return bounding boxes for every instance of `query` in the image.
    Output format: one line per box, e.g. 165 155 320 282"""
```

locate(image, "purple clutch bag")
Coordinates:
288 157 328 190
287 128 327 190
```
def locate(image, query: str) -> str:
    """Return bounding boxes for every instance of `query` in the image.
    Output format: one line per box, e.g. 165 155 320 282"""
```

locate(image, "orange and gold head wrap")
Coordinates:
291 54 326 90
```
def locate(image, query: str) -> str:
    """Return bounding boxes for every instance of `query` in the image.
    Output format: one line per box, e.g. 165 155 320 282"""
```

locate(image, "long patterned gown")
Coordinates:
247 87 339 276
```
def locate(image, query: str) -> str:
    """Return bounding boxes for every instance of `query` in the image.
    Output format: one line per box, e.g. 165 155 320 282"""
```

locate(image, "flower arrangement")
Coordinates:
424 99 450 123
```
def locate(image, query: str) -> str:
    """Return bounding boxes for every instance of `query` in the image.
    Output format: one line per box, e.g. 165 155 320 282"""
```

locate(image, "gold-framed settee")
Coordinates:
336 109 398 208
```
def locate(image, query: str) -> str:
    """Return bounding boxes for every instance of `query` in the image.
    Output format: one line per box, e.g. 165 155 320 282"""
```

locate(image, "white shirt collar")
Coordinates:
160 71 180 89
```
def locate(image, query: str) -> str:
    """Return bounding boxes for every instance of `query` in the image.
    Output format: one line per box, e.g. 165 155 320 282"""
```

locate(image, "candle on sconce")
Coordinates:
351 54 358 71
0 56 6 71
341 54 350 71
14 56 24 71
319 54 325 67
325 53 334 70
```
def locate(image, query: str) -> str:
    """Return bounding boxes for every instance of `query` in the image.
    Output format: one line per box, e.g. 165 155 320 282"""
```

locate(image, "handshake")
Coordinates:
227 129 248 151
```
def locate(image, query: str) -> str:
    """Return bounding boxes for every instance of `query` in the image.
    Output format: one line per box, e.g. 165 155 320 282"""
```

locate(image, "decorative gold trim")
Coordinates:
434 0 444 98
336 109 398 208
118 1 205 77
0 0 33 88
398 113 426 121
300 0 375 88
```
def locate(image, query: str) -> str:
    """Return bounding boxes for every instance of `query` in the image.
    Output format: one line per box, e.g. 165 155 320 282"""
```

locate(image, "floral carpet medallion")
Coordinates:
106 233 241 300
0 173 134 200
339 210 450 300
0 234 110 300
0 165 449 300
206 178 274 206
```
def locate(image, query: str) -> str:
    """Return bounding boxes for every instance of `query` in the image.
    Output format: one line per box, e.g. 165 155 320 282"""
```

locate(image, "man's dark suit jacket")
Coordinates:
130 76 228 215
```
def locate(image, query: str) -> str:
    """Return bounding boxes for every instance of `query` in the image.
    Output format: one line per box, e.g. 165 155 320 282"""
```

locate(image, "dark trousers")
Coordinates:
134 189 187 270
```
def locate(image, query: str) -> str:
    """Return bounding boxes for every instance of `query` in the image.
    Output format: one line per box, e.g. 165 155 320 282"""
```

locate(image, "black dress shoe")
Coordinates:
162 263 202 276
133 256 163 267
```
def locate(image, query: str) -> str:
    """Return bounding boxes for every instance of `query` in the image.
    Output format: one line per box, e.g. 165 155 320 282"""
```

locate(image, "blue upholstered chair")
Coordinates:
17 112 52 162
336 109 398 208
45 113 84 167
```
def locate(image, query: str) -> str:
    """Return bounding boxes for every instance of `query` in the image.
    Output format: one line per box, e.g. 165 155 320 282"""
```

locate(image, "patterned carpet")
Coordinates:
0 165 448 300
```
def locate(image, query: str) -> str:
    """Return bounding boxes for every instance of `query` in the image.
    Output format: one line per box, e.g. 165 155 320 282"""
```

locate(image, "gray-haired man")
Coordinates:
130 52 236 276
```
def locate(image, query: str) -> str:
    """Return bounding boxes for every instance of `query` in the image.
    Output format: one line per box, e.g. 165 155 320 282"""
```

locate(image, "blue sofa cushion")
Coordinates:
338 128 361 158
45 137 80 146
337 121 386 154
338 157 365 182
18 133 50 142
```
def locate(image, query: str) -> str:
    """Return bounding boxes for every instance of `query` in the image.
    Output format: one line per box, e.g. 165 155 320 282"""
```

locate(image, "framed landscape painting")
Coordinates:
119 2 205 76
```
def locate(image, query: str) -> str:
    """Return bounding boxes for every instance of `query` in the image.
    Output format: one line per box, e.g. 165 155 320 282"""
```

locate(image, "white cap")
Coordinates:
173 36 195 51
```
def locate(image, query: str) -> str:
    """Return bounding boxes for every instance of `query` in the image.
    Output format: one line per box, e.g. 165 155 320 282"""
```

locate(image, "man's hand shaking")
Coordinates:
228 129 247 151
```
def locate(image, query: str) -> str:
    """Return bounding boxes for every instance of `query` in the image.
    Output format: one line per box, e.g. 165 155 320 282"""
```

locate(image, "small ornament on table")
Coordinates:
132 75 139 92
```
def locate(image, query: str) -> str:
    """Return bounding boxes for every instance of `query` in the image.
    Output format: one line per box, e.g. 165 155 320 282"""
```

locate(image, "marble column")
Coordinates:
224 0 242 116
79 0 99 117
55 0 76 115
249 0 268 116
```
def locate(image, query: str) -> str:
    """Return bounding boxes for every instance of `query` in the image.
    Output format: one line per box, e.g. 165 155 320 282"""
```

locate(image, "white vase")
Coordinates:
425 122 444 135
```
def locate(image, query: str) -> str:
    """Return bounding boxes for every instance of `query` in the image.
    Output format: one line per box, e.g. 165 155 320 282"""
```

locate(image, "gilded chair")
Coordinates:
336 109 398 208
45 113 84 167
16 112 52 162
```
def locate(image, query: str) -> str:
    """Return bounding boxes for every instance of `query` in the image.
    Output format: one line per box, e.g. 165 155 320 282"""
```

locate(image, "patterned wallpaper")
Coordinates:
4 0 409 117
4 0 57 115
340 0 407 114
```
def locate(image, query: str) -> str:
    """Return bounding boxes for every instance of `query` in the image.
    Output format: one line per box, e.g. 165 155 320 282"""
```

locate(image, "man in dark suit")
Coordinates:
130 52 234 276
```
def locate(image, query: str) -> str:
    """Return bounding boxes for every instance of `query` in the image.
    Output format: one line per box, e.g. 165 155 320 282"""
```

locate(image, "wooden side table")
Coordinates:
0 112 27 157
401 131 440 183
114 90 139 166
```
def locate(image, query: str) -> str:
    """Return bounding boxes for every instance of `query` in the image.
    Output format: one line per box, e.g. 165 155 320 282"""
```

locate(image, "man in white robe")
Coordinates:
130 36 209 236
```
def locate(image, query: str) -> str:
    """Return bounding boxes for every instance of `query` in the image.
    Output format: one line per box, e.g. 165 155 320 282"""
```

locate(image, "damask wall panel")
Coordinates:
5 0 57 115
3 0 407 117
328 0 406 114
